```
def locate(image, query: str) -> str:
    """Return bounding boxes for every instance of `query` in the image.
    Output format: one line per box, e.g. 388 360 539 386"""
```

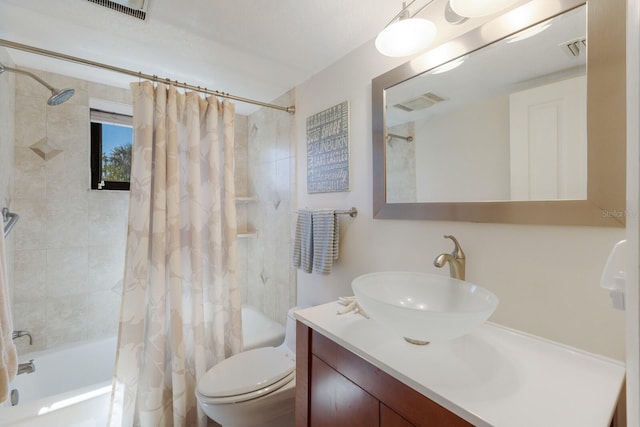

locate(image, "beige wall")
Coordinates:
294 40 626 360
0 48 16 309
414 95 510 202
385 122 416 203
11 69 130 353
245 90 297 325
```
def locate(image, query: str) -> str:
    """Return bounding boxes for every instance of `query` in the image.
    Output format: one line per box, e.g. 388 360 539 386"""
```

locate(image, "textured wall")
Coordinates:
385 122 416 203
0 48 16 313
245 90 297 325
12 69 130 353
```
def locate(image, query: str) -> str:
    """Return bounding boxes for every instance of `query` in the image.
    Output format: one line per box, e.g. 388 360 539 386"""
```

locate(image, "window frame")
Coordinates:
90 109 133 191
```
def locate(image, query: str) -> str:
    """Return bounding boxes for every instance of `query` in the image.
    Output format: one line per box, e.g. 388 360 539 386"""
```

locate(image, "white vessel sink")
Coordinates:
352 272 498 344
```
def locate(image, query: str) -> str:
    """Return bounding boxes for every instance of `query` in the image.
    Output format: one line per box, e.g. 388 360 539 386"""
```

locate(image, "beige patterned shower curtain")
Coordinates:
109 82 243 427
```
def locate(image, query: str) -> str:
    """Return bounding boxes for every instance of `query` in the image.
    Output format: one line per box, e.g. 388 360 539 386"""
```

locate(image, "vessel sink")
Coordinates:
351 272 498 344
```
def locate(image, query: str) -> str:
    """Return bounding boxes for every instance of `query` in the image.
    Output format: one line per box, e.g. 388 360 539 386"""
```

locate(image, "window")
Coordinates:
90 109 133 190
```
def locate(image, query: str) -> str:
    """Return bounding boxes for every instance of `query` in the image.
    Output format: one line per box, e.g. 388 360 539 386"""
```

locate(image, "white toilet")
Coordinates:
196 308 297 427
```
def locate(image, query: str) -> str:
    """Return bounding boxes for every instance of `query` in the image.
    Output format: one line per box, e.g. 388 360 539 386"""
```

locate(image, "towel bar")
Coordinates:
335 207 358 218
3 207 19 238
297 207 358 218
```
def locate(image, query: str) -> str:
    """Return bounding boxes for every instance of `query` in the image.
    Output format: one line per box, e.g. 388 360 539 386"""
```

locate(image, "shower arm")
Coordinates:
0 62 74 106
0 64 57 93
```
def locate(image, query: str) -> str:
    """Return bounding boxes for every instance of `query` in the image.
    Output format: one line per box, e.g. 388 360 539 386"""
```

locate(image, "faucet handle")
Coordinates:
443 234 465 259
12 330 33 345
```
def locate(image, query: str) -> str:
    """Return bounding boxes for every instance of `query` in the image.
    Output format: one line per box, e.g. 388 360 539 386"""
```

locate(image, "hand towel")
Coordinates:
0 228 17 403
292 210 313 273
311 210 339 275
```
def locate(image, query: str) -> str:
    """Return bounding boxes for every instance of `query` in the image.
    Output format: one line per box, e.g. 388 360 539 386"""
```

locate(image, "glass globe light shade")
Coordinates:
375 18 437 57
449 0 520 18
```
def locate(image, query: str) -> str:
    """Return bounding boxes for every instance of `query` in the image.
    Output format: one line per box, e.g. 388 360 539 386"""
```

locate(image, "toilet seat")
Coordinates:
198 370 295 404
197 346 295 404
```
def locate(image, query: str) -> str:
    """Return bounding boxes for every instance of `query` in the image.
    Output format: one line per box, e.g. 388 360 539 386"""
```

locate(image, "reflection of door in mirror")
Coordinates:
384 5 586 204
510 76 586 201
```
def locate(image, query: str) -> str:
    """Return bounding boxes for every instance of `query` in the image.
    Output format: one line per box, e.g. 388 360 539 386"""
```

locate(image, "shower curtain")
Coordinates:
109 82 243 427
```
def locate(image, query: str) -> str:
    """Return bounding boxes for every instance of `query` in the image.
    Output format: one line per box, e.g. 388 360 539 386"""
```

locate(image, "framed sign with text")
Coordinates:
306 101 350 193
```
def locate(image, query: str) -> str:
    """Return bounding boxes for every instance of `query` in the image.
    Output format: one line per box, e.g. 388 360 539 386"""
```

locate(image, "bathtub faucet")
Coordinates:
17 359 35 376
12 330 32 345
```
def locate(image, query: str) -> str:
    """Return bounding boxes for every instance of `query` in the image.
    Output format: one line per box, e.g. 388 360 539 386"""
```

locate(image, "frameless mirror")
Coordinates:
372 0 625 226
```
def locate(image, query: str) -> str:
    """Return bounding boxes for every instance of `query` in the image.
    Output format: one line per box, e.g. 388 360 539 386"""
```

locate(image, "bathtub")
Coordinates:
0 304 285 426
0 336 115 427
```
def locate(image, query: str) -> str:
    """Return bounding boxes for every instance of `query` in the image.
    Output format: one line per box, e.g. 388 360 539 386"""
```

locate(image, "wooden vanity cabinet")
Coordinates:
295 322 473 427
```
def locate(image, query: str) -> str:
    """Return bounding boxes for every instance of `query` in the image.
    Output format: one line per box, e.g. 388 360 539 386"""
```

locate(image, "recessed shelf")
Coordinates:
237 231 257 238
236 196 257 238
236 196 258 203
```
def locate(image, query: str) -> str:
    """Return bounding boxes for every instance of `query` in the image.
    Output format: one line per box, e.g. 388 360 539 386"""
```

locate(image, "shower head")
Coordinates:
0 62 75 106
47 88 75 106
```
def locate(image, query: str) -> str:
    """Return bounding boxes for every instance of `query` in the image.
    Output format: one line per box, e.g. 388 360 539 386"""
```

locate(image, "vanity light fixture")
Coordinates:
375 0 437 57
449 0 521 18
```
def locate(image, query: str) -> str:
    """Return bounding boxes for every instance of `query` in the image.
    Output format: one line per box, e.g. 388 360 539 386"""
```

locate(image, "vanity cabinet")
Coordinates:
296 322 473 427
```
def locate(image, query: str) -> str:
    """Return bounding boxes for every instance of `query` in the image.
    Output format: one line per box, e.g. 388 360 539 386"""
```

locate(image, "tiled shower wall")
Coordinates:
9 68 295 353
245 90 297 325
11 69 130 353
0 48 16 300
386 122 416 203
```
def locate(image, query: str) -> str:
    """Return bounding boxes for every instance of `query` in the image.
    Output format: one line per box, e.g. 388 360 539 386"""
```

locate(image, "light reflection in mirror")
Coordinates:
384 5 586 203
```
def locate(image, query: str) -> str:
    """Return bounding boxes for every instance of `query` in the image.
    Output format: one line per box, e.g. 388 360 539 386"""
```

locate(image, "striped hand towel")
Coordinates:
292 210 313 273
311 210 339 275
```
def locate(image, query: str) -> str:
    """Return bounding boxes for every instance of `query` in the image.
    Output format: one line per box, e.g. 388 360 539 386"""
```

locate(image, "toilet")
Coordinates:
196 308 297 427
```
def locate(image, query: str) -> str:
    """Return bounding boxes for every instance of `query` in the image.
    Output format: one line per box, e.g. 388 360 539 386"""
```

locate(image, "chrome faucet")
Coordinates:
17 360 35 376
434 234 466 280
12 330 32 345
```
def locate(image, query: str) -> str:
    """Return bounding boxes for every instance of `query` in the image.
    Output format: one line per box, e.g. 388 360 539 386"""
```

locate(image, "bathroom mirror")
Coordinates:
372 0 626 226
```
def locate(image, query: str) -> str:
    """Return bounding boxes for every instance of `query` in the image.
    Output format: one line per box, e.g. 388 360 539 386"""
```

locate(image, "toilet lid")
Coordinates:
197 370 295 404
197 347 295 399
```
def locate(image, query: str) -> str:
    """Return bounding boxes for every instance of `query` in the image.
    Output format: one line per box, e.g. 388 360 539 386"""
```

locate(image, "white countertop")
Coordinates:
295 302 625 427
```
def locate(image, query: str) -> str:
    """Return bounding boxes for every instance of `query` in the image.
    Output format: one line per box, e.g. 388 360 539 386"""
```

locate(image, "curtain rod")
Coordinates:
0 39 296 114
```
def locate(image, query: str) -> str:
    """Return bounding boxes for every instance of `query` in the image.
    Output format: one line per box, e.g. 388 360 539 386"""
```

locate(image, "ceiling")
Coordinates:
0 0 408 114
0 0 532 115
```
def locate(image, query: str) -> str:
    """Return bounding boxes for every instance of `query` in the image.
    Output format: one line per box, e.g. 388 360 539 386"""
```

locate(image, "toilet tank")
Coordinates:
242 304 285 350
284 307 298 352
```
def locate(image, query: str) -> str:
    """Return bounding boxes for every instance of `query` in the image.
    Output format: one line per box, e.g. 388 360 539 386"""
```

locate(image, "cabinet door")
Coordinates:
381 403 415 427
310 355 379 427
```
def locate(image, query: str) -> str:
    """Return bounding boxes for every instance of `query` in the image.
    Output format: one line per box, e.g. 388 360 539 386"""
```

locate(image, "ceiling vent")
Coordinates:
394 92 446 112
87 0 148 20
560 38 587 58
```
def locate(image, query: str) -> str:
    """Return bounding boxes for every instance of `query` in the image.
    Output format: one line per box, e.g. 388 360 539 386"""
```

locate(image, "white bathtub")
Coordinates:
0 336 115 427
0 304 285 426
